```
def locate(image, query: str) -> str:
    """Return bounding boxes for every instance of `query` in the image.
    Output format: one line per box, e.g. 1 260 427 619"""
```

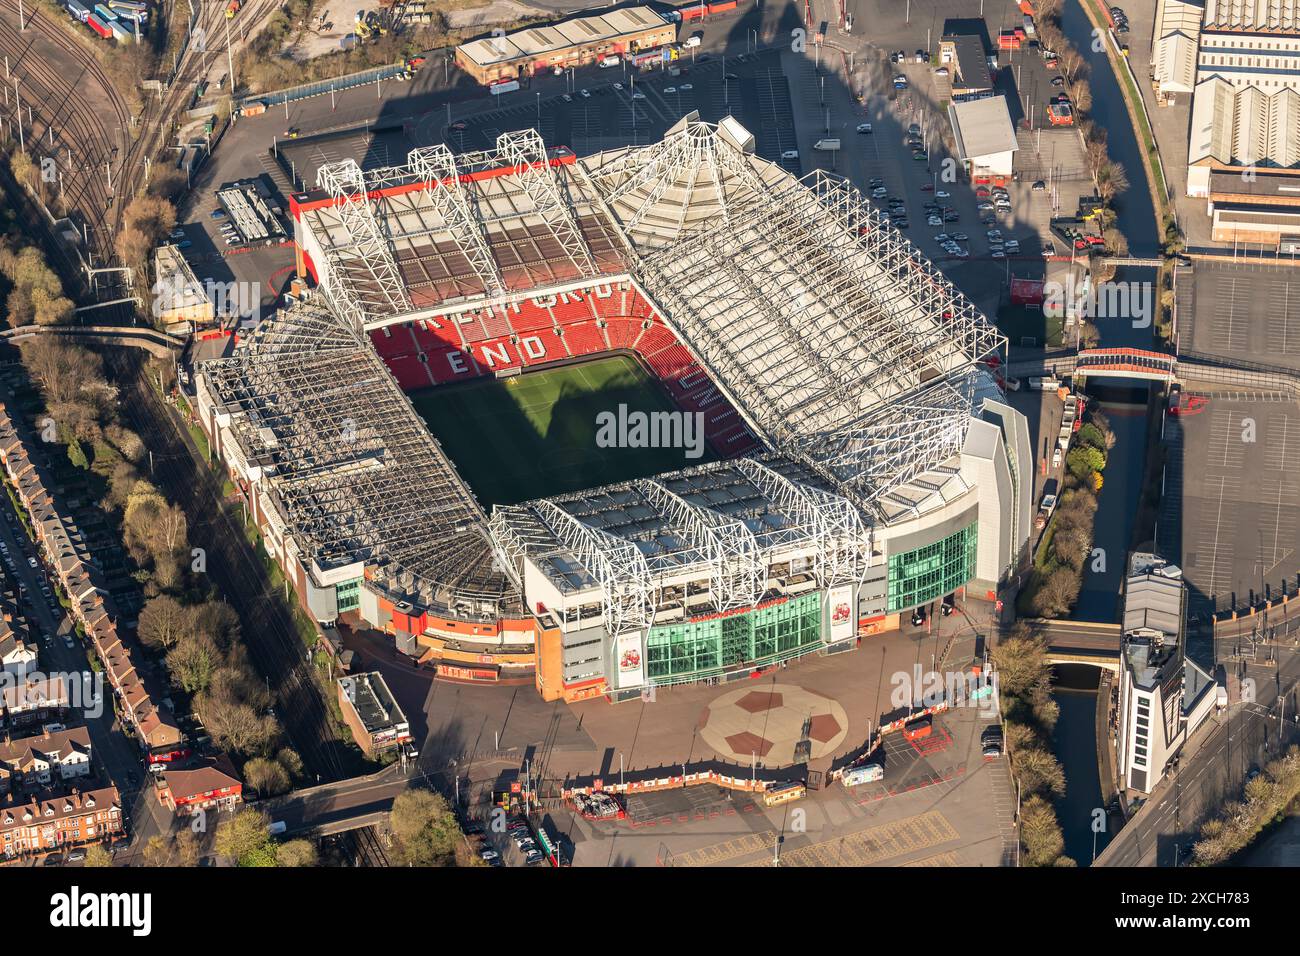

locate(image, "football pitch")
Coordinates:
410 354 715 506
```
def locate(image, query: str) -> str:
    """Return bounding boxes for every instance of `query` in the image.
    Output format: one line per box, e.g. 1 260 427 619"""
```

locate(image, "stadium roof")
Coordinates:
201 293 513 614
209 117 1004 614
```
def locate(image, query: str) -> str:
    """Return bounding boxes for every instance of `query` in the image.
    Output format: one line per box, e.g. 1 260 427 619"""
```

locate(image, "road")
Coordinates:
0 437 173 862
1097 701 1298 866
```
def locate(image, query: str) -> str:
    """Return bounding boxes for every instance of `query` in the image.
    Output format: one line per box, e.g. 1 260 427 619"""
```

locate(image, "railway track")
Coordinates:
109 349 352 785
0 2 131 256
0 0 280 263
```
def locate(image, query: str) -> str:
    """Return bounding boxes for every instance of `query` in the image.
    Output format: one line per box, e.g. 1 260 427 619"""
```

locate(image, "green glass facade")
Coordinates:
336 578 362 613
886 524 978 613
645 592 823 684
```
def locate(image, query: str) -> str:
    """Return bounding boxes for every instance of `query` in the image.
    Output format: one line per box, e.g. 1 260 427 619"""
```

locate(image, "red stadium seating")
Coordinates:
371 281 755 459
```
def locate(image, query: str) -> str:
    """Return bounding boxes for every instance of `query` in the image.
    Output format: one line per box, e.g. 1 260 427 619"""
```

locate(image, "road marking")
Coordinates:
673 831 773 867
745 809 959 867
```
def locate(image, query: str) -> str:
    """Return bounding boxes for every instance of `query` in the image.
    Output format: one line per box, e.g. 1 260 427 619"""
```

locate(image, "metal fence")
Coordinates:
236 64 410 112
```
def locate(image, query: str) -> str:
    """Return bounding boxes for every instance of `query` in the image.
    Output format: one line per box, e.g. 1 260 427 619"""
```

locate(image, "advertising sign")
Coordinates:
828 584 855 643
616 632 644 688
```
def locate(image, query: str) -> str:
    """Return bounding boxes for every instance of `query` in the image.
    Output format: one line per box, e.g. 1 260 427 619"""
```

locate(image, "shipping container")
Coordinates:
86 13 111 37
66 1 90 22
93 4 115 22
109 19 133 41
708 0 738 12
109 0 146 10
680 5 706 21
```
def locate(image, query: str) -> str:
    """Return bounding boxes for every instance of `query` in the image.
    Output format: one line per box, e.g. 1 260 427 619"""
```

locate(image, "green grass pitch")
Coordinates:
409 354 715 507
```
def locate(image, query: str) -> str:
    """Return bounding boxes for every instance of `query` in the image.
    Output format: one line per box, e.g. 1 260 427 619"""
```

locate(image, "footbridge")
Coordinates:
1019 619 1123 673
0 323 187 359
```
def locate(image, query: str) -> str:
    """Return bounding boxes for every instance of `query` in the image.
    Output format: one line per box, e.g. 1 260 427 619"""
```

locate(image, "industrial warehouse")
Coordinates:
454 5 679 84
193 114 1031 703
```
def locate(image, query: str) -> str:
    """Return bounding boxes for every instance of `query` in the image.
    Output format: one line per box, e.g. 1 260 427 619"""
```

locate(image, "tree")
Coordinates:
275 839 318 867
1014 747 1067 797
214 808 273 865
1077 422 1106 450
389 790 462 866
174 827 202 867
1034 567 1081 618
167 633 220 694
989 631 1051 698
141 835 171 866
196 682 278 756
1066 445 1106 481
244 756 292 797
187 601 242 651
139 594 189 651
83 844 113 867
1021 795 1071 866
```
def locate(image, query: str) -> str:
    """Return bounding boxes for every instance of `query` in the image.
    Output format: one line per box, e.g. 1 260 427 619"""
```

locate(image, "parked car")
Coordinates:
856 123 873 133
910 606 927 627
782 149 799 160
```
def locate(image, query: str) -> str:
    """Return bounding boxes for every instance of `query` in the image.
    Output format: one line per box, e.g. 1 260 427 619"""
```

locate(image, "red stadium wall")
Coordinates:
369 281 758 458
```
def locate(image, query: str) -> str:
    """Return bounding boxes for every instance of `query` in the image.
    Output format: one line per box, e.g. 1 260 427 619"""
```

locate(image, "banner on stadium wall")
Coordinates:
616 632 645 688
827 584 855 643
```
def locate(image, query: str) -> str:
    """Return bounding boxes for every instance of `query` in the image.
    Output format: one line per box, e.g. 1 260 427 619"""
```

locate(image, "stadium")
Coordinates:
193 114 1033 703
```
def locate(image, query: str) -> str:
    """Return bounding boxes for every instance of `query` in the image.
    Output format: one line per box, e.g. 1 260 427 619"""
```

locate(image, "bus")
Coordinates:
762 781 806 807
841 762 884 787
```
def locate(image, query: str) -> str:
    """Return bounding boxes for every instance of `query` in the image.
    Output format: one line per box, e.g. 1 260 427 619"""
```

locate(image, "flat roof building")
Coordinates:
949 96 1018 178
1116 554 1217 794
456 6 675 84
338 672 411 757
939 33 993 98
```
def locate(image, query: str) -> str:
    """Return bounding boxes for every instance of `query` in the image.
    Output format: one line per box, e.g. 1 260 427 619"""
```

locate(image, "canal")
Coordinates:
1048 3 1168 862
1059 0 1163 624
1050 664 1111 864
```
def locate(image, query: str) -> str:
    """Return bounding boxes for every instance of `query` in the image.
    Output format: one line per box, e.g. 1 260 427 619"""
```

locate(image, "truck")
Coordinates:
1059 395 1078 449
813 138 841 151
268 820 287 836
489 79 520 95
1023 14 1036 35
1035 479 1059 530
598 54 621 67
682 33 701 48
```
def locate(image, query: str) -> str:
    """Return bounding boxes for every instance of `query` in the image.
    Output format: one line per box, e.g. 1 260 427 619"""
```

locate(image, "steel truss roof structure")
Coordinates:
202 293 512 613
625 166 1002 516
490 455 867 635
316 159 413 324
303 135 624 323
220 116 1005 626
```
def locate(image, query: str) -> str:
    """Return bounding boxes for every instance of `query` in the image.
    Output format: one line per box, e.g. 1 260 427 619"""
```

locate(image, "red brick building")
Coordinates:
0 786 122 862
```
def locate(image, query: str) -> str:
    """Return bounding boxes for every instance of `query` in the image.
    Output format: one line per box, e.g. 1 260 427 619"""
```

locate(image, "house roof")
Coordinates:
163 761 242 802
